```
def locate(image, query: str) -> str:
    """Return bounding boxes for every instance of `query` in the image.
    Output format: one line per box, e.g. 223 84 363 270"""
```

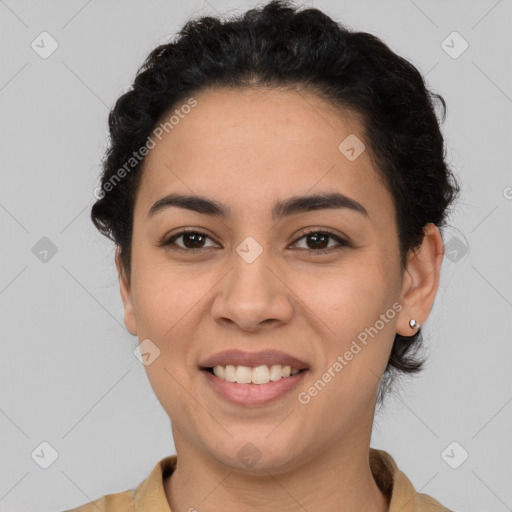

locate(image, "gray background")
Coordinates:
0 0 511 510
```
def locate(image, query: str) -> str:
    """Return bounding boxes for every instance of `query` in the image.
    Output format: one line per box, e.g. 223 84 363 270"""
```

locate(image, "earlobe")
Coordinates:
115 247 138 336
397 223 444 337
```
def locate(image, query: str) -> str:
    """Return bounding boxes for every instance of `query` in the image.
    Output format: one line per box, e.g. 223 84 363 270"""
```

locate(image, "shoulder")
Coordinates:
413 491 454 511
61 489 135 512
370 448 452 512
60 455 177 512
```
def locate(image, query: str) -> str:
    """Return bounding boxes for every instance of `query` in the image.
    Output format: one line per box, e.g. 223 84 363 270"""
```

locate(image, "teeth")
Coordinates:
212 365 225 379
211 364 302 384
224 365 236 382
235 365 252 384
252 365 270 384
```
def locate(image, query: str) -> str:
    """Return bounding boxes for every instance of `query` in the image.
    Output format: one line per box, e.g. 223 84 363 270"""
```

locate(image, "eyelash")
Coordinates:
160 227 350 255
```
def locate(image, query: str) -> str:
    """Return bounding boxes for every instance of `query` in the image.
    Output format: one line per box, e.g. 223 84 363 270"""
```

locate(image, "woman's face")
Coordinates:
118 86 430 472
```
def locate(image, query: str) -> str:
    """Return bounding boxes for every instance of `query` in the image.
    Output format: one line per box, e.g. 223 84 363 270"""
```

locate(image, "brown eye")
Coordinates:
160 228 349 255
293 229 349 255
162 230 219 251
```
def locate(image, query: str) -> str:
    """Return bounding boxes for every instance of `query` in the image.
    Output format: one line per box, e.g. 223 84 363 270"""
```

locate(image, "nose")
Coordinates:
210 244 294 332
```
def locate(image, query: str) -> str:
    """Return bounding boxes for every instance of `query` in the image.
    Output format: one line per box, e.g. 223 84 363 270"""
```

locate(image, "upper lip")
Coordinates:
199 349 309 370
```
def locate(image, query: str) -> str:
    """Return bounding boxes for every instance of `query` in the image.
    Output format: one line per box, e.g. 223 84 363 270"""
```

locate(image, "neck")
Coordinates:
164 432 389 512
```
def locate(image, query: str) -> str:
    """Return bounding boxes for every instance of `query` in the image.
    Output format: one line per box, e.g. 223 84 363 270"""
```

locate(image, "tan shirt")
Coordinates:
63 448 451 511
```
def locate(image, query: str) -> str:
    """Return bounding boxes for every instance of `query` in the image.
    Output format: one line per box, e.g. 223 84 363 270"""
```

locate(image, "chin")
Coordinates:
206 433 309 476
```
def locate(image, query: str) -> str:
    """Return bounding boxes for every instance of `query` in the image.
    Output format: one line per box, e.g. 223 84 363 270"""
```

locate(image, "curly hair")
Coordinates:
91 0 460 405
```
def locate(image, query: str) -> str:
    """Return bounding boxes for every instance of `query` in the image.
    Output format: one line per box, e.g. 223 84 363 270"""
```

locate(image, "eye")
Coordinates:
159 228 350 255
160 229 219 251
292 228 350 255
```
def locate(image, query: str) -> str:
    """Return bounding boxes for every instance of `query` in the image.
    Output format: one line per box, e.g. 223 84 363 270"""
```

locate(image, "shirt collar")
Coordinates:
133 448 448 511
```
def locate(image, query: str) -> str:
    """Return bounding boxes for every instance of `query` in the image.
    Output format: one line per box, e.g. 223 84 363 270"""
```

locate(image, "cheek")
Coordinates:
299 258 394 334
131 263 208 417
299 255 398 387
294 266 396 433
131 257 210 337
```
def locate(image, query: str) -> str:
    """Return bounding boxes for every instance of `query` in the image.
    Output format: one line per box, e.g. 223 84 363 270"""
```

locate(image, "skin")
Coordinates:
116 86 444 511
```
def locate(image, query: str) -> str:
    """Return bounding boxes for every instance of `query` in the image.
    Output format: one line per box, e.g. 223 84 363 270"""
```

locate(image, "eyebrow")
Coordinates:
147 192 369 222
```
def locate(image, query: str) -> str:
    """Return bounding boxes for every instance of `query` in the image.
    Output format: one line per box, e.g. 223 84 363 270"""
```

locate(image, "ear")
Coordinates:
397 223 444 336
115 246 138 336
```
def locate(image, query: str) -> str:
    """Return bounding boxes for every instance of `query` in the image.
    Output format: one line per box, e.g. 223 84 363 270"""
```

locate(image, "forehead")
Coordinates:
134 86 394 225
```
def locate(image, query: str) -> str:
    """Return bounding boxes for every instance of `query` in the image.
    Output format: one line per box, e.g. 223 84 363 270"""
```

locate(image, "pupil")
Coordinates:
184 233 204 248
308 233 328 249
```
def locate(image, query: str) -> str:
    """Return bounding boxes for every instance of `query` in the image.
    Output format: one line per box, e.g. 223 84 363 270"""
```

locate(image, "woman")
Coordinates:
67 0 459 510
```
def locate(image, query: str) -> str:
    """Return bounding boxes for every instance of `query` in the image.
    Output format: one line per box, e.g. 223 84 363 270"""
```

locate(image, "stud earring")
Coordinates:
409 318 420 330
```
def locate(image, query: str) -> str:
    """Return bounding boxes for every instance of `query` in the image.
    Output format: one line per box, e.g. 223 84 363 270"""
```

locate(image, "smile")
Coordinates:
208 364 302 384
201 365 309 406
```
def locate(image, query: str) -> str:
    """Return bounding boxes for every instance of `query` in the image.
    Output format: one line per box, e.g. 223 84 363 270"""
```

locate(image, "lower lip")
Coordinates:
201 369 308 406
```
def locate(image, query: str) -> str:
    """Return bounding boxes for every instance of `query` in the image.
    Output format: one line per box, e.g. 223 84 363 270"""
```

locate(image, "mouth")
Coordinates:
198 349 310 405
201 364 307 384
200 364 309 406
